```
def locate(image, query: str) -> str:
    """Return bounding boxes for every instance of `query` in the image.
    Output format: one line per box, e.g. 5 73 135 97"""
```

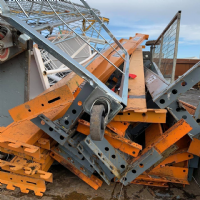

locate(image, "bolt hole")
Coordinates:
176 108 181 112
188 155 191 157
86 140 90 144
128 113 130 115
183 170 186 172
172 89 178 94
139 163 144 168
132 170 136 174
98 153 102 157
105 147 109 151
72 109 77 114
111 155 116 159
142 113 146 117
65 120 69 125
132 151 135 155
41 104 44 106
60 135 64 140
182 115 187 119
49 127 53 131
28 109 31 112
196 119 200 123
78 101 82 106
82 157 85 160
160 99 165 104
123 177 127 181
181 81 187 86
121 165 125 169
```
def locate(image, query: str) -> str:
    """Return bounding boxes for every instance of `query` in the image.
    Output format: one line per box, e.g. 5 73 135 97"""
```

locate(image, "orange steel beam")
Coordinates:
145 124 163 147
125 46 146 112
153 120 192 154
0 171 46 196
150 166 189 185
155 151 193 169
40 34 148 96
127 119 192 176
77 120 142 157
50 147 102 190
9 85 74 122
0 159 53 182
0 136 41 160
106 121 130 137
92 34 149 84
134 173 189 185
0 102 71 159
113 109 167 123
188 138 200 156
11 155 54 172
131 179 168 187
0 146 50 164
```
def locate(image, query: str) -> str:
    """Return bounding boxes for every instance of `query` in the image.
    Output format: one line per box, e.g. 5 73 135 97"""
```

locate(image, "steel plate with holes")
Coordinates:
31 114 68 145
58 82 94 129
168 101 200 137
120 147 162 186
153 62 200 108
53 145 94 177
63 141 84 160
78 141 114 185
83 135 128 179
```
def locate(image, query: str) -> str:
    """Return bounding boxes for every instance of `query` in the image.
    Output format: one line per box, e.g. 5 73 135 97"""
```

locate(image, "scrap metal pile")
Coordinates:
0 0 200 197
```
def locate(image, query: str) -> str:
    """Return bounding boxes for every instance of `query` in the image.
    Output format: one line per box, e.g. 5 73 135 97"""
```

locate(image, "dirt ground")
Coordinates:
1 90 200 200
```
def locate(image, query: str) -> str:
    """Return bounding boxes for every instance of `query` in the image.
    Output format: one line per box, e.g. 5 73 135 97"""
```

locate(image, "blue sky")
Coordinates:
75 0 200 58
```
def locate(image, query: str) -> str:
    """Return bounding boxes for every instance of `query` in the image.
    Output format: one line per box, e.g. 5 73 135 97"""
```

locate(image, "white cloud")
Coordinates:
75 0 200 44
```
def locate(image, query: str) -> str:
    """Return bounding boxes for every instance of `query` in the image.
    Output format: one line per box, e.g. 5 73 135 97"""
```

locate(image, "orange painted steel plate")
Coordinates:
145 123 163 147
0 159 53 182
9 85 74 122
154 119 193 153
0 102 71 160
150 166 189 184
131 179 168 187
0 171 46 196
113 109 167 123
107 121 130 137
156 151 193 168
188 138 200 156
0 136 41 160
125 46 146 111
